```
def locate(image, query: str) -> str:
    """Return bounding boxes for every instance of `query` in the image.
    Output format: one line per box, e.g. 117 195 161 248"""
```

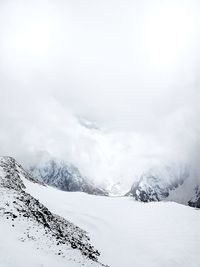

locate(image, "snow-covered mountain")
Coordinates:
0 156 105 267
125 164 199 205
24 169 200 267
166 177 200 208
29 159 108 196
1 156 200 267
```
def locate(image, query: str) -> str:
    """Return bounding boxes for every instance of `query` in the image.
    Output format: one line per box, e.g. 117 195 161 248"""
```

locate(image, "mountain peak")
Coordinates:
29 158 108 196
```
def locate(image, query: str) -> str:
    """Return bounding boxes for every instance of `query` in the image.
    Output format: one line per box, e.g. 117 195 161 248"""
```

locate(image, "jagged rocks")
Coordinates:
0 156 103 263
188 186 200 208
0 156 43 190
126 165 189 202
29 159 108 196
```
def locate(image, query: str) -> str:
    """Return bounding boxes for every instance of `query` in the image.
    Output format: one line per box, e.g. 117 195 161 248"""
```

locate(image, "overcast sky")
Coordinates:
0 0 199 188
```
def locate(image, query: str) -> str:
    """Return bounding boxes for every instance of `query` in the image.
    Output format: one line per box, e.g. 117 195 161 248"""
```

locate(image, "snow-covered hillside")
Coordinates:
24 176 200 267
29 159 108 196
126 164 200 208
0 156 105 267
1 156 200 267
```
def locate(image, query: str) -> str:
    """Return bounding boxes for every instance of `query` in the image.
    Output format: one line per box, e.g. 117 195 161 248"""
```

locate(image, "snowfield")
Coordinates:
0 217 95 267
0 188 101 267
0 157 103 267
23 178 200 267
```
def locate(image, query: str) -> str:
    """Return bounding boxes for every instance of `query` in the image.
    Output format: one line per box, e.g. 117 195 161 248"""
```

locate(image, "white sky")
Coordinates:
0 0 199 188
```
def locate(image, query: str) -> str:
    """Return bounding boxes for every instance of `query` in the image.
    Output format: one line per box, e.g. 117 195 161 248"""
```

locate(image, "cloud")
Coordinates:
0 0 199 189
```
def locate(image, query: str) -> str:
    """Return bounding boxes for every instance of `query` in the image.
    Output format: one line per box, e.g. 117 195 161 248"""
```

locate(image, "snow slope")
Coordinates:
23 178 200 267
0 217 98 267
0 157 104 267
126 164 189 202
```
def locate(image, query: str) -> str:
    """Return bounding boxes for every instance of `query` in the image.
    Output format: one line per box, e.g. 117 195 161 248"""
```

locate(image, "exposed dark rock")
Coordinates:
29 159 108 196
0 156 103 262
188 186 200 208
0 156 44 190
126 165 189 203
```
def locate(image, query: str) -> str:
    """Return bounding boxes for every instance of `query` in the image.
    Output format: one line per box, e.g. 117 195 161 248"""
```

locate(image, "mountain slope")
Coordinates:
126 164 200 208
23 175 200 267
165 177 200 208
188 186 200 208
0 156 105 267
29 159 108 196
125 164 191 202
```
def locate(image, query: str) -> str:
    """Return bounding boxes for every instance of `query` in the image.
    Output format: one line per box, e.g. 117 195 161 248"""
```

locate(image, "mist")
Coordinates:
0 0 199 189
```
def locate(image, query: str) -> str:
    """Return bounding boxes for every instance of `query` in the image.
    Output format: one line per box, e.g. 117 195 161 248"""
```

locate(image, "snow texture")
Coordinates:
126 164 200 208
0 156 106 267
24 176 200 267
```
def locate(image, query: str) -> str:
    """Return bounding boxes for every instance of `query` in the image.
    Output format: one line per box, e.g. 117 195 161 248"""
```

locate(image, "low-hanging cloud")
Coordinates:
0 0 199 189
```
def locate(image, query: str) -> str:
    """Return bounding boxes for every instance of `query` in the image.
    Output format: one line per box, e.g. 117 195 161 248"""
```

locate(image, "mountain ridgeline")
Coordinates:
0 156 104 265
29 159 108 196
28 158 200 208
126 164 200 208
1 156 199 209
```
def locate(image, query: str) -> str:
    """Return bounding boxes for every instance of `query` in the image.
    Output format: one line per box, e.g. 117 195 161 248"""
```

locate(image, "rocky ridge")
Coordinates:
0 156 106 266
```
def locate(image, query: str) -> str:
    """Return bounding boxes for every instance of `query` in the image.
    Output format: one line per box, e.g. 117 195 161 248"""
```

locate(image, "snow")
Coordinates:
0 219 75 267
0 156 102 267
23 178 200 267
0 186 101 267
166 178 199 205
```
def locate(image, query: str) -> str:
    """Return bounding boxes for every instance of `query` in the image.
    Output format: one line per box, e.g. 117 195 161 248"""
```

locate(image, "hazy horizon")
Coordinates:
0 0 199 188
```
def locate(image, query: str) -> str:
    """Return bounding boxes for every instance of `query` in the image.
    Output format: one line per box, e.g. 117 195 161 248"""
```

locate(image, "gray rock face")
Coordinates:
0 156 43 190
126 165 189 203
188 186 200 208
29 160 108 196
